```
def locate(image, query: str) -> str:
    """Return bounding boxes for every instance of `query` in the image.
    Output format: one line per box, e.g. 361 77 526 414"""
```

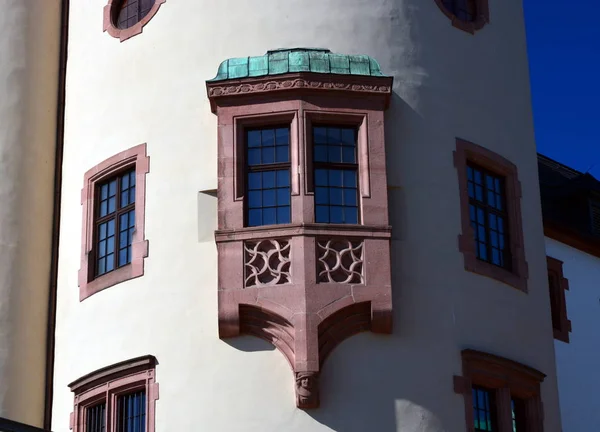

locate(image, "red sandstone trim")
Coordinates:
78 143 149 301
209 71 393 409
454 138 528 292
68 355 158 432
103 0 166 42
454 349 545 432
434 0 490 34
547 256 571 343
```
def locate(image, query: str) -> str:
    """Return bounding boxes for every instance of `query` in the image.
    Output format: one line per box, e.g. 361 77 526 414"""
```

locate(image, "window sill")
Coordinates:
79 239 148 301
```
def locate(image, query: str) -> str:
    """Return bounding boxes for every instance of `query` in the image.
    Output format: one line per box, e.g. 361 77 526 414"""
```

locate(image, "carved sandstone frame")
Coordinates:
454 349 545 432
208 72 393 409
68 355 159 432
103 0 166 43
78 143 149 301
434 0 490 34
454 138 528 292
547 256 571 343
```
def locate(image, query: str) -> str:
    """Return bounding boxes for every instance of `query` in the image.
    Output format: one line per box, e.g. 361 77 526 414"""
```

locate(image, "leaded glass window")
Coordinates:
467 164 510 269
473 387 496 432
86 402 106 432
115 0 155 29
116 391 146 432
246 127 291 226
313 126 359 224
95 169 136 277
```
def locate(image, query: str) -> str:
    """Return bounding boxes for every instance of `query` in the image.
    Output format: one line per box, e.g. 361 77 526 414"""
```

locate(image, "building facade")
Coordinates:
0 1 565 431
539 155 600 432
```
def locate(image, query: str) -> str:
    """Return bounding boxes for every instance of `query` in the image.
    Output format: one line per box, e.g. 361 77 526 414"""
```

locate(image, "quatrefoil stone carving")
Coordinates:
244 239 291 287
317 239 364 284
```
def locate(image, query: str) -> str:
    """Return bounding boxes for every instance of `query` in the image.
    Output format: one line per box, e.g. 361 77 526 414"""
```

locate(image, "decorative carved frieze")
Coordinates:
208 77 392 98
244 239 291 287
317 239 364 284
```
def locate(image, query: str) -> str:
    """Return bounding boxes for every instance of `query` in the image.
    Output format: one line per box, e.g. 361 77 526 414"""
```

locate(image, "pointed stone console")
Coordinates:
207 48 394 408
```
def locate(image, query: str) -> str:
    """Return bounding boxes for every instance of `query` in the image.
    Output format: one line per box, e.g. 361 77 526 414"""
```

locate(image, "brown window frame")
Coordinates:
454 349 545 432
454 138 528 292
68 356 159 432
547 256 571 343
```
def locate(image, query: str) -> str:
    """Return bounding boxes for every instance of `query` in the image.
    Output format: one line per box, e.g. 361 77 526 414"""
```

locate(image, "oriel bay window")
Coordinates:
313 126 359 224
208 48 393 408
246 126 291 226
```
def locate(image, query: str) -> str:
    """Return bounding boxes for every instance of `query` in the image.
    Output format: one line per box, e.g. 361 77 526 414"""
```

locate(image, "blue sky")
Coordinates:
524 0 600 174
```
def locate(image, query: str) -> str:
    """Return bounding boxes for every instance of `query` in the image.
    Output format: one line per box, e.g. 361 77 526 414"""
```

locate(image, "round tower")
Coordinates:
0 0 62 426
52 1 561 431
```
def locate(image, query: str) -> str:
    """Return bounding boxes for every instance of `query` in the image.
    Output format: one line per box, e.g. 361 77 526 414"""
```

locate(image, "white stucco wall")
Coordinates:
52 1 561 431
546 237 600 432
0 0 61 426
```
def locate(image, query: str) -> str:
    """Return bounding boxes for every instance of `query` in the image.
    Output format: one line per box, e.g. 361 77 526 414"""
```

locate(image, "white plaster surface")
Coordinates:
546 237 600 432
0 0 61 426
52 1 561 431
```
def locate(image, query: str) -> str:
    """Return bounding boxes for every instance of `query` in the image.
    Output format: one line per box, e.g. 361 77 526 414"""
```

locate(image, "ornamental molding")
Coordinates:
206 73 393 112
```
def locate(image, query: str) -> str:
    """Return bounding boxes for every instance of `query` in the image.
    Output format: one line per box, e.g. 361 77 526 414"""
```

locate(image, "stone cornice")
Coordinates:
206 73 393 112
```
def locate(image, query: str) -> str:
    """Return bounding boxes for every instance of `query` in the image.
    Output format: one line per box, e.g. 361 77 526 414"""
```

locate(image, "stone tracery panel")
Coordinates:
244 239 291 287
317 239 364 284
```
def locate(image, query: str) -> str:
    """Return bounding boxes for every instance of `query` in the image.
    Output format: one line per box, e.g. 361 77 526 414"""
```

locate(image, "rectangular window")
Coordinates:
467 164 510 269
511 398 527 432
94 169 136 277
246 127 291 227
86 402 106 432
472 387 497 432
116 391 146 432
313 126 359 224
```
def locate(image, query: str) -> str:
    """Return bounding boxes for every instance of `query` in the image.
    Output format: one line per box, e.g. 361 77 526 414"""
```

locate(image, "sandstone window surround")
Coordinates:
434 0 489 34
79 143 149 301
68 355 159 432
546 256 571 343
103 0 166 42
454 350 545 432
207 48 394 409
454 138 528 292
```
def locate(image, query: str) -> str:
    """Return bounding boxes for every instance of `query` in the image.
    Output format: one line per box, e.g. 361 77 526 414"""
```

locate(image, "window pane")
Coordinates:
248 191 262 209
246 168 290 227
316 205 329 223
248 130 261 148
86 402 106 432
472 387 495 432
116 391 146 432
314 127 327 144
275 128 289 145
345 207 358 224
467 164 509 268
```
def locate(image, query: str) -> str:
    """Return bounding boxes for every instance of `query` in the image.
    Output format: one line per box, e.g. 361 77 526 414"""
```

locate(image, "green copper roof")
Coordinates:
208 48 388 82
